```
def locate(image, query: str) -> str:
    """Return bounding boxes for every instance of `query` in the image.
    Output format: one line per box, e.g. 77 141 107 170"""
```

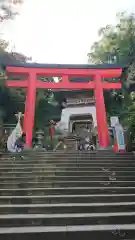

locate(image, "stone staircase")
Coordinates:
0 151 135 239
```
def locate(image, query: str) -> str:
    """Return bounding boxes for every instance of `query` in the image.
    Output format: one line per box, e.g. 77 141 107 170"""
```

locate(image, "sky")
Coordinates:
1 0 135 64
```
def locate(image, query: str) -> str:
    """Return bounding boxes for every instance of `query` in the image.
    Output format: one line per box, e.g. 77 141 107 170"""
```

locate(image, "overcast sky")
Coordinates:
1 0 135 64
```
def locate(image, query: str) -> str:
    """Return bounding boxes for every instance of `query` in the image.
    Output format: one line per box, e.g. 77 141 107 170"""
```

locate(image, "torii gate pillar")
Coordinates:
94 74 109 148
24 71 36 147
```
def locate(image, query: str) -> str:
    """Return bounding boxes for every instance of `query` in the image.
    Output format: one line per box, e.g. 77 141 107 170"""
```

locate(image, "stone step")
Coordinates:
0 172 135 178
0 193 135 204
1 156 134 162
0 175 135 181
0 202 134 215
0 168 134 175
0 168 134 172
1 153 134 159
0 212 134 228
1 186 135 195
0 162 134 167
0 170 135 176
0 181 135 189
1 151 132 155
4 154 128 159
0 153 134 159
0 158 135 164
0 225 134 240
0 166 135 171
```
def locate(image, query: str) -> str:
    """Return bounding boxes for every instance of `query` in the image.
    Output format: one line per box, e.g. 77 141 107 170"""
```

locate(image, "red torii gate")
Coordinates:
6 63 122 148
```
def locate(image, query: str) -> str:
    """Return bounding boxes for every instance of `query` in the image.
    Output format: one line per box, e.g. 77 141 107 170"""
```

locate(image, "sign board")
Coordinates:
114 124 125 151
66 97 95 106
110 116 119 127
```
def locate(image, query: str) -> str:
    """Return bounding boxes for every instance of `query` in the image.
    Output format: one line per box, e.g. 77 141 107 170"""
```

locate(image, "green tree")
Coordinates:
0 38 30 126
88 12 135 65
87 12 135 127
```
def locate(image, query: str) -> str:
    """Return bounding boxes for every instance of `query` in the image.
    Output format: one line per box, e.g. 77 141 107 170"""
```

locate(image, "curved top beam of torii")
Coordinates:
6 63 123 90
4 63 124 148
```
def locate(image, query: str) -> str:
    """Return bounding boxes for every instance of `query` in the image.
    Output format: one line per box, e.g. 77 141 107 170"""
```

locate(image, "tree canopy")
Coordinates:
88 12 135 66
88 12 135 134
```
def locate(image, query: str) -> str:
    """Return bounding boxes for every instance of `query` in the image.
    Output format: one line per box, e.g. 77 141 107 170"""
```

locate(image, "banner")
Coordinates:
114 124 125 151
7 121 23 152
